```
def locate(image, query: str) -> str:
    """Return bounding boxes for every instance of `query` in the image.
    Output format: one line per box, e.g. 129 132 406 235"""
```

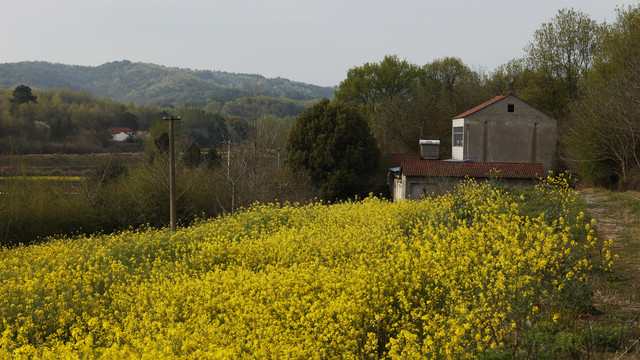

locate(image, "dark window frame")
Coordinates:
452 126 464 147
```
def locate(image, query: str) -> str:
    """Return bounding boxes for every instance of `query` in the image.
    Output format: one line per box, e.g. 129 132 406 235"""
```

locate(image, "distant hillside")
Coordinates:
0 60 335 107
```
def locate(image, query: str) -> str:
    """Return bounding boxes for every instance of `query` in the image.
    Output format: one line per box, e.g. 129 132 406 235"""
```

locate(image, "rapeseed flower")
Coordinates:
0 176 611 359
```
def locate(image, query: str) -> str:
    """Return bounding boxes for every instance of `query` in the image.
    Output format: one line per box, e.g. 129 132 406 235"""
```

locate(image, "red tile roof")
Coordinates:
390 154 452 167
400 160 544 179
452 95 508 119
108 127 134 134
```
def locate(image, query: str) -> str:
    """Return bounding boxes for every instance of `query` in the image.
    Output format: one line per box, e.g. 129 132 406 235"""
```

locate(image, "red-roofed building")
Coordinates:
392 160 545 200
108 127 135 141
400 161 543 179
390 94 555 200
393 160 544 200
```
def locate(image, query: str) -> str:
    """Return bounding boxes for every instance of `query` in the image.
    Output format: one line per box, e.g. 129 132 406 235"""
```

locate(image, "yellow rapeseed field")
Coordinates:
0 176 612 359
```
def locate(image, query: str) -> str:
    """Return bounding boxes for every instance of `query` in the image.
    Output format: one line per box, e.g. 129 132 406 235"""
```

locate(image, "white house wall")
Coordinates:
452 118 465 160
112 132 129 141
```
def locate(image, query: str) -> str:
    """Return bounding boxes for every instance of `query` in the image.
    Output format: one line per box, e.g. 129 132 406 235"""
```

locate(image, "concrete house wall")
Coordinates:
395 175 463 200
394 171 541 200
112 132 130 142
451 95 557 172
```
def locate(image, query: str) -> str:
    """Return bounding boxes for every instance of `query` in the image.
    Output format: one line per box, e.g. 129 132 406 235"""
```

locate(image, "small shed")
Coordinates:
393 161 543 200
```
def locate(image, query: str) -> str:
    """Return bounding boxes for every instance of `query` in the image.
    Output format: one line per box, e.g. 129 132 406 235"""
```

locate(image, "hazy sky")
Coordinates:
1 0 638 87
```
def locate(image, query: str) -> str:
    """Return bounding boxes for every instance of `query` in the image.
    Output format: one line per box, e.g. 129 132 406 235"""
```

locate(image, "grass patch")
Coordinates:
578 188 640 358
0 176 85 182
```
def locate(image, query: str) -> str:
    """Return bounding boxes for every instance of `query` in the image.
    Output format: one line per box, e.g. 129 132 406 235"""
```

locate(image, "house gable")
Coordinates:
450 94 557 172
454 95 555 122
452 95 508 119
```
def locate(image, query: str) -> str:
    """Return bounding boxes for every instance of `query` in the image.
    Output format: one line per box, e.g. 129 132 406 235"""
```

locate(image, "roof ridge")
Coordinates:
452 95 509 119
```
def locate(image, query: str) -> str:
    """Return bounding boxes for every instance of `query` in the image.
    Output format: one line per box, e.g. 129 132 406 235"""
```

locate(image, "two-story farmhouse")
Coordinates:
451 94 556 172
391 94 556 200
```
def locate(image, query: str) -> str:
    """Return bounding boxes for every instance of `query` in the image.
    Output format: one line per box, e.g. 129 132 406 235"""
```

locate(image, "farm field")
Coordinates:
0 153 142 177
0 176 617 359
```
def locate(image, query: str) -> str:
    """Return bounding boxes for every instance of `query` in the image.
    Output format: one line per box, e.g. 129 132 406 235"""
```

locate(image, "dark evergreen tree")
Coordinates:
10 85 38 105
286 98 380 199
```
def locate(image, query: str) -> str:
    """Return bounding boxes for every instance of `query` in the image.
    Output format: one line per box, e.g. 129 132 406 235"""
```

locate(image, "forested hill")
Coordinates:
0 60 335 107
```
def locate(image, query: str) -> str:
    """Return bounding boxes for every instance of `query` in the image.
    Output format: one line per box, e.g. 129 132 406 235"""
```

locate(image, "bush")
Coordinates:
0 177 93 246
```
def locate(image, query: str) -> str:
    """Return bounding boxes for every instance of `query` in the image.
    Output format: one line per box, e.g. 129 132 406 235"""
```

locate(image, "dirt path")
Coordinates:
579 189 640 359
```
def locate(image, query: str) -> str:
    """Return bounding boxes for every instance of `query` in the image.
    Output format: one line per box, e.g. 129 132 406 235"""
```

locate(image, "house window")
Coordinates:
453 126 463 147
507 104 515 112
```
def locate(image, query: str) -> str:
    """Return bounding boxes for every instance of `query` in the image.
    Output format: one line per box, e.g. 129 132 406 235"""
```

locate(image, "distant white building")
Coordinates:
108 127 134 141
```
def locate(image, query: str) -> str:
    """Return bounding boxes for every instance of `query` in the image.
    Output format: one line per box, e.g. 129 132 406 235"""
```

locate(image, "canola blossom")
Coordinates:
0 176 612 359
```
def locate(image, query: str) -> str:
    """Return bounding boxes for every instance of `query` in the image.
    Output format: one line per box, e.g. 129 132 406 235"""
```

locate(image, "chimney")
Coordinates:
420 140 440 159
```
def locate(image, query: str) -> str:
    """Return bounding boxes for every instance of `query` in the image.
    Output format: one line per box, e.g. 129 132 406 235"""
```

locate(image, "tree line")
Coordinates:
0 84 309 155
0 91 316 246
0 87 163 153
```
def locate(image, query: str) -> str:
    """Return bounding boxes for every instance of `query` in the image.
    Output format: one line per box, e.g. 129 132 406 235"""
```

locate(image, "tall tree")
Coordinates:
484 59 527 97
564 5 640 188
9 85 38 105
286 98 380 199
417 57 489 154
335 55 423 114
335 56 490 155
336 55 427 154
523 8 604 118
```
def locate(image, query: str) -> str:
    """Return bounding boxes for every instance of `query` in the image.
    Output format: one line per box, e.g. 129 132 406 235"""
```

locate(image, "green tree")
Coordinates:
424 57 471 93
181 108 229 148
154 132 170 155
484 59 527 96
118 111 138 130
413 57 488 155
286 98 380 199
10 85 38 105
335 55 432 155
335 55 423 114
564 4 640 188
183 143 203 167
335 56 490 156
523 8 604 118
227 116 251 143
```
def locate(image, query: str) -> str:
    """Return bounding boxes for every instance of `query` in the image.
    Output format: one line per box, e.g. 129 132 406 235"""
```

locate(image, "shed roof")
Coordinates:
452 95 508 119
400 160 544 179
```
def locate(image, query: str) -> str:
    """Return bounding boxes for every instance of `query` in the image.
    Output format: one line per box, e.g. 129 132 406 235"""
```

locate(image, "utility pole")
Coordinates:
227 139 231 178
164 116 180 233
277 147 281 168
